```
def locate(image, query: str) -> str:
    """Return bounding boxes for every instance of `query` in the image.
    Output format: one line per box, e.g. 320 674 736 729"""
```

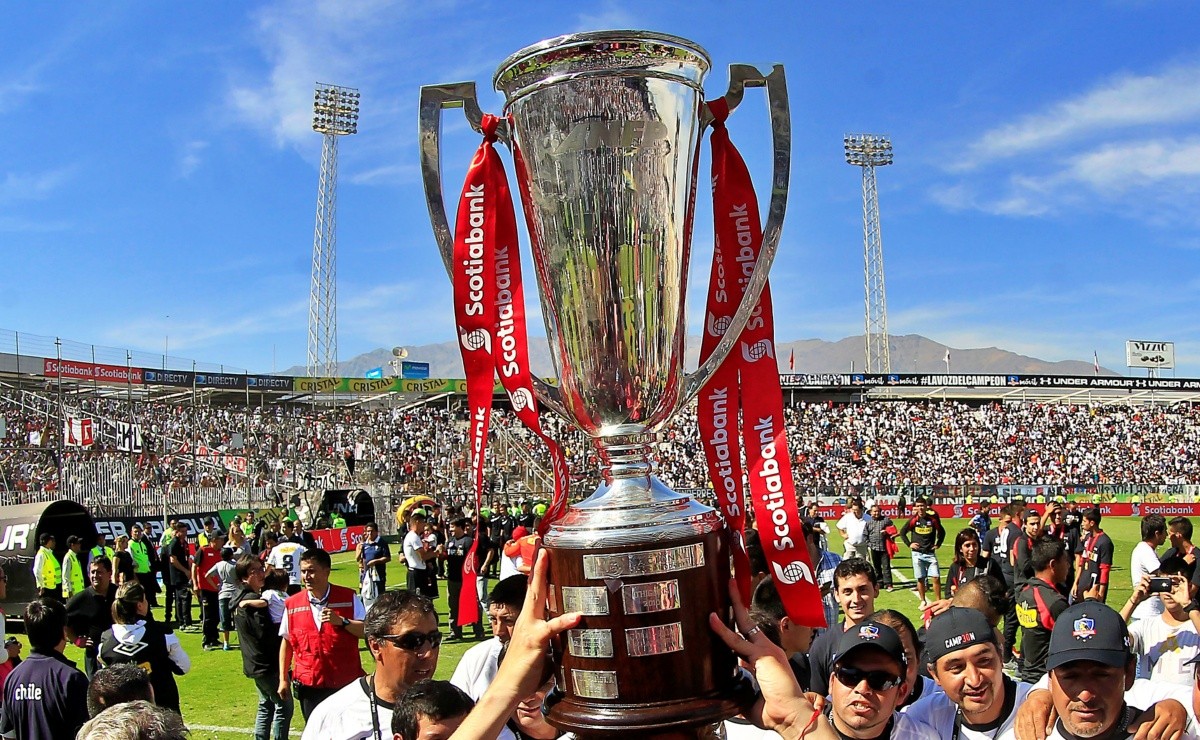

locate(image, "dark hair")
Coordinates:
951 575 1010 626
391 679 474 740
833 558 878 589
235 555 260 581
914 496 930 506
24 598 67 653
86 663 153 717
298 548 331 570
1169 516 1193 541
869 608 921 662
1031 535 1067 572
89 556 113 574
1142 514 1167 541
264 570 289 593
452 517 470 529
66 535 82 546
1083 507 1102 525
365 590 436 642
744 528 768 577
1024 509 1042 522
112 581 147 624
364 521 379 530
39 533 54 547
751 576 786 622
953 528 981 567
1158 555 1189 577
747 607 785 648
489 574 529 609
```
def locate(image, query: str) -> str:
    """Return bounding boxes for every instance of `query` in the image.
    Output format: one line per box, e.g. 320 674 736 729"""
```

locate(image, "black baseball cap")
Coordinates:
1046 601 1132 672
924 607 997 665
832 621 908 670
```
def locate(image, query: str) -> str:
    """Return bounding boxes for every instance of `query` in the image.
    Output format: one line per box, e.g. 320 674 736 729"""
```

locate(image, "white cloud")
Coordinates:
177 140 209 178
1065 137 1200 194
966 60 1200 165
0 167 74 204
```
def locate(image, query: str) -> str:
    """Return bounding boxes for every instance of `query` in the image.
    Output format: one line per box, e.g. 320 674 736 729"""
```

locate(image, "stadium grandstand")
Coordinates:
6 327 1200 528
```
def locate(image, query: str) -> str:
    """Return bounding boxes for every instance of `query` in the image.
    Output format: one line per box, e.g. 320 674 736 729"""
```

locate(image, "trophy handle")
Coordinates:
418 83 570 419
683 63 790 404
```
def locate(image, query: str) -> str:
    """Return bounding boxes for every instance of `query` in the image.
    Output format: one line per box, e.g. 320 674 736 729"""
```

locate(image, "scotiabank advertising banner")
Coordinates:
812 501 1200 520
309 525 368 554
44 359 143 385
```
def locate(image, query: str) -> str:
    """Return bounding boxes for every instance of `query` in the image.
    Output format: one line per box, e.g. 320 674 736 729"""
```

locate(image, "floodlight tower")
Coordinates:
308 82 360 378
844 133 894 375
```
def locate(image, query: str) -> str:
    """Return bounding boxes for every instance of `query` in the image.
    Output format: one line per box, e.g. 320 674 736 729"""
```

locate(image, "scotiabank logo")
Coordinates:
707 313 732 338
460 328 491 353
741 339 775 363
771 558 814 586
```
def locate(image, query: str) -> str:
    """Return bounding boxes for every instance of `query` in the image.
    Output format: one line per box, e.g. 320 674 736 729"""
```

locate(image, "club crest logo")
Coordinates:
858 624 880 640
1072 617 1096 640
741 339 775 363
460 328 492 353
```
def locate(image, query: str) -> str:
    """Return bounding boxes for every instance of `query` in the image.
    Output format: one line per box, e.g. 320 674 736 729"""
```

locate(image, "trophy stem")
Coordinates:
594 433 657 507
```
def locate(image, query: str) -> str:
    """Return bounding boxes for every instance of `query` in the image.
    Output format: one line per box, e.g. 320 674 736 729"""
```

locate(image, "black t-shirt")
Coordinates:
1078 530 1115 592
168 535 191 586
98 620 181 712
231 585 280 680
945 557 1005 599
1016 577 1068 683
113 551 135 583
981 524 1016 582
900 513 944 551
806 622 845 697
65 584 117 656
1013 530 1037 585
446 534 473 581
1160 545 1197 583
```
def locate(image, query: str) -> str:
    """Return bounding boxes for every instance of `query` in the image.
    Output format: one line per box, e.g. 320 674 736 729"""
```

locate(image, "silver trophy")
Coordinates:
420 31 789 736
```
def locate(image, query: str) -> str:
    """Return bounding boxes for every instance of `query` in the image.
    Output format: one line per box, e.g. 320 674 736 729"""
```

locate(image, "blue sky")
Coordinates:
5 1 1200 375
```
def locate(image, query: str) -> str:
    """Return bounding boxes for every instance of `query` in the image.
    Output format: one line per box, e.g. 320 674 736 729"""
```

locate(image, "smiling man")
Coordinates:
302 590 441 740
905 607 1031 739
808 559 881 697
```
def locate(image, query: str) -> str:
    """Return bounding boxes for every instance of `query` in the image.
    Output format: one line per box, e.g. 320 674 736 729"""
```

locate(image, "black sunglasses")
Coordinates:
834 666 902 692
377 630 442 652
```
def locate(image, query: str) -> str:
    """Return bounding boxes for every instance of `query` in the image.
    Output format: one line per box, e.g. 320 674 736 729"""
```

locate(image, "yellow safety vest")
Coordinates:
89 545 114 562
62 550 85 596
129 539 152 573
38 547 61 588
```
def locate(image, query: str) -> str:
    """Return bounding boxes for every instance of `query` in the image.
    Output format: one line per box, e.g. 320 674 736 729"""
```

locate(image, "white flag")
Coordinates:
116 421 143 453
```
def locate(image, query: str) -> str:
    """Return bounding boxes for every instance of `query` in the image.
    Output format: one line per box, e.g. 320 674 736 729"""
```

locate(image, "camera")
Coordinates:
1148 576 1174 593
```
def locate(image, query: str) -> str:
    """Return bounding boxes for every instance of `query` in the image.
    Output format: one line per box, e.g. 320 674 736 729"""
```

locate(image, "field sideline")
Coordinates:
12 515 1152 738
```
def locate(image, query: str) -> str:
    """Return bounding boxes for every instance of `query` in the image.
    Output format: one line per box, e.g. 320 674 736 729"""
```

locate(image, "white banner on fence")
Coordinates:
114 421 143 453
63 418 94 447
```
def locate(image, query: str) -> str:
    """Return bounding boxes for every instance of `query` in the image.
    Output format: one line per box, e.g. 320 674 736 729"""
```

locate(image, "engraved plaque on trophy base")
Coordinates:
544 524 751 736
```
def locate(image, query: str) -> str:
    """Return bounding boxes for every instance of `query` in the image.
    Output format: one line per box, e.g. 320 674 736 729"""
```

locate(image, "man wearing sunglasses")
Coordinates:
301 590 440 740
278 548 366 721
903 607 1030 739
824 620 926 739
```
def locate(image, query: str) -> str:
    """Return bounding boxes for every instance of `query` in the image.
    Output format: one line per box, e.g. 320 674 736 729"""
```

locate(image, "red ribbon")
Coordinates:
698 99 825 628
450 116 570 627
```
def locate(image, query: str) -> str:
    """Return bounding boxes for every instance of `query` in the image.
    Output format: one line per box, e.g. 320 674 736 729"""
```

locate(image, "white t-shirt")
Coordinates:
262 589 286 624
837 513 866 546
499 552 522 580
403 530 426 570
266 542 308 586
1128 614 1200 686
450 637 503 701
1131 541 1164 620
904 677 1033 739
300 676 391 740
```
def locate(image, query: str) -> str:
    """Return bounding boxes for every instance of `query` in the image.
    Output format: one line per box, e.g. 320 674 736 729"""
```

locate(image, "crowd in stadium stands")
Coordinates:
8 388 1200 495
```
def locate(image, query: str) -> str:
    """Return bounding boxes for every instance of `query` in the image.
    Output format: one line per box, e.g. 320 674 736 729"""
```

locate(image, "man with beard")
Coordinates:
822 621 926 738
301 591 440 739
905 607 1032 738
451 575 525 701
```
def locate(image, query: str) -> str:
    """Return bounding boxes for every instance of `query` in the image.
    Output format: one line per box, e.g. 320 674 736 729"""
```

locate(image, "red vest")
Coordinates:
284 583 364 689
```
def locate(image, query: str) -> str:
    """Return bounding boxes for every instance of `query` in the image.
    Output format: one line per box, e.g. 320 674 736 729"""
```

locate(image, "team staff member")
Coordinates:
445 518 483 641
1016 537 1070 684
128 523 159 607
355 521 390 611
193 531 226 651
905 607 1032 739
1072 507 1113 603
900 497 945 609
982 504 1020 662
451 575 526 701
807 558 881 697
1011 508 1044 589
65 557 117 679
33 533 61 601
278 548 366 720
61 535 86 599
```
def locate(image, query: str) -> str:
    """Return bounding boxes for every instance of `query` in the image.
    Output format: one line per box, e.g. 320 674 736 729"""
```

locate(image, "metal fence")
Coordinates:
0 327 248 375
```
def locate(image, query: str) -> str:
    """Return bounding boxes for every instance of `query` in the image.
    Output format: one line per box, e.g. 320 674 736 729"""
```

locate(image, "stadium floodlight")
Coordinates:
308 83 361 379
844 133 893 375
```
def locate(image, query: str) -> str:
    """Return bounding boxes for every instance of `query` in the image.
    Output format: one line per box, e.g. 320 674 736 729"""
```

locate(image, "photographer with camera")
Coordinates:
1119 556 1200 687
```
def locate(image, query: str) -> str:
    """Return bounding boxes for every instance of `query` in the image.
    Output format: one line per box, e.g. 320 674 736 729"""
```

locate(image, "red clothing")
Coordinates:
284 584 364 689
193 546 222 592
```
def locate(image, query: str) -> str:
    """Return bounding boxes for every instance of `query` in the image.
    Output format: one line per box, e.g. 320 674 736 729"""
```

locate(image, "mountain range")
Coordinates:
281 334 1113 378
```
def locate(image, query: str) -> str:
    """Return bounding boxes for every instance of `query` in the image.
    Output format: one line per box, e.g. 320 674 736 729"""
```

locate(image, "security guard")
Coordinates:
61 536 86 599
33 533 62 600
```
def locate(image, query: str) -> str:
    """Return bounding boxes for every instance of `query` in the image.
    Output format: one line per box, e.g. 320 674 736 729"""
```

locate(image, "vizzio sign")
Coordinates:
1126 340 1175 370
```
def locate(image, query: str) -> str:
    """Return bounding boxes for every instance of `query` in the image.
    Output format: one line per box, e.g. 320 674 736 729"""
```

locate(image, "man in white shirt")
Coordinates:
301 590 440 740
1131 514 1168 623
451 575 525 701
905 607 1032 739
403 513 438 594
837 501 868 561
1119 558 1200 687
